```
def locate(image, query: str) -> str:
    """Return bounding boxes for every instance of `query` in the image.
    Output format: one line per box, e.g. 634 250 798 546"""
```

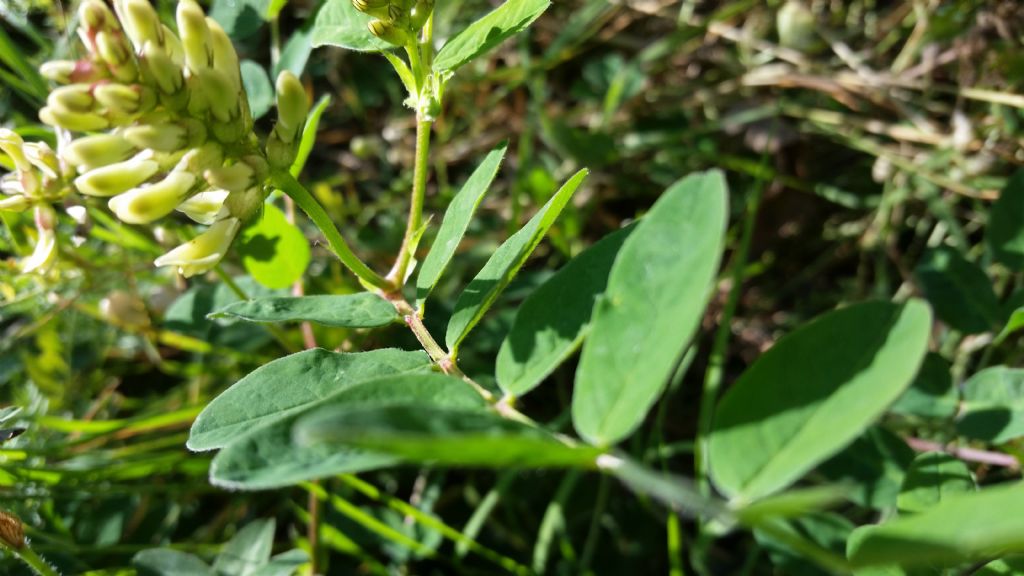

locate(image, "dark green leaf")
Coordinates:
848 483 1024 568
213 519 275 576
996 308 1024 344
236 203 311 290
417 143 508 305
818 426 916 510
210 0 269 39
188 348 429 451
897 452 975 515
889 353 957 419
433 0 551 73
709 300 932 502
210 293 399 328
987 170 1024 269
572 171 728 446
208 373 484 489
311 0 391 52
134 549 213 576
496 225 632 398
914 247 1000 334
756 513 854 576
295 404 602 468
956 366 1024 444
241 60 274 120
445 169 588 353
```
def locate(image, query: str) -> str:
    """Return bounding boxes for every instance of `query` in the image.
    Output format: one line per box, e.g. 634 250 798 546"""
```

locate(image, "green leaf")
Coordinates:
996 307 1024 344
236 203 311 290
210 0 269 39
311 0 391 52
897 452 975 515
433 0 551 73
208 372 484 489
188 348 429 451
817 426 915 511
755 513 854 576
709 299 932 503
496 225 632 398
417 143 508 306
914 247 1000 334
987 170 1024 270
572 171 728 446
210 293 399 328
135 549 213 576
735 486 848 524
213 519 275 576
848 483 1024 568
275 25 313 77
241 60 274 120
250 550 309 576
956 366 1024 444
445 169 588 353
0 406 21 423
889 353 957 419
295 404 602 468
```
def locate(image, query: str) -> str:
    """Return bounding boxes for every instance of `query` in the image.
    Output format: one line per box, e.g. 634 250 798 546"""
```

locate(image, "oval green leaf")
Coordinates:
417 143 507 306
433 0 551 74
210 293 399 328
709 299 932 503
572 170 728 446
445 169 587 354
134 549 212 576
187 348 429 451
236 203 311 290
914 246 1000 335
213 519 274 576
497 224 632 398
956 366 1024 444
209 373 484 489
896 452 975 515
311 0 391 52
240 60 273 120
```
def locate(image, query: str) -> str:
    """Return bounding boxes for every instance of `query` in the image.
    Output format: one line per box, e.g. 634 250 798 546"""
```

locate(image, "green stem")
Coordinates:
270 170 392 291
8 544 60 576
390 119 432 286
579 474 611 574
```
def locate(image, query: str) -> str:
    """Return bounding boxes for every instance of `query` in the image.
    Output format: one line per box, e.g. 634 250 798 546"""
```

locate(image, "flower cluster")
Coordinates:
0 0 308 278
354 0 434 46
0 130 64 272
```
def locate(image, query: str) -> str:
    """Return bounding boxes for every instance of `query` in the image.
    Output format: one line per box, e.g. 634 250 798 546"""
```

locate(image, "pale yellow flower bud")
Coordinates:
48 84 95 114
95 31 136 82
173 142 224 175
274 71 308 140
207 19 240 91
176 189 228 224
141 41 183 94
95 83 154 115
74 154 159 196
177 0 211 72
122 0 163 51
22 143 61 180
40 106 110 132
123 123 187 151
154 216 240 277
22 205 58 273
108 171 196 224
64 133 136 168
204 162 254 192
0 195 30 212
0 129 30 172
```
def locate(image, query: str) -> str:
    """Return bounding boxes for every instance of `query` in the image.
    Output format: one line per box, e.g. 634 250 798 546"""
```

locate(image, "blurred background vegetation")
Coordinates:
2 0 1024 573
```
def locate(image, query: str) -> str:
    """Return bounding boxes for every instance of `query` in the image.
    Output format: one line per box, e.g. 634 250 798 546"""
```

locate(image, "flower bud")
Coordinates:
74 154 159 196
48 84 95 114
122 0 163 51
368 19 413 46
409 0 433 30
0 195 30 212
195 68 239 122
65 134 136 168
40 106 110 131
275 71 308 139
22 143 61 180
178 0 211 73
352 0 393 20
22 205 58 273
224 185 265 221
95 31 135 80
161 25 185 66
100 290 151 328
0 510 25 550
265 128 297 169
207 18 241 91
204 162 254 192
176 189 228 224
173 142 224 175
40 60 76 84
141 41 183 94
0 129 30 172
108 171 196 224
95 83 154 115
80 0 117 34
154 216 240 277
123 123 187 151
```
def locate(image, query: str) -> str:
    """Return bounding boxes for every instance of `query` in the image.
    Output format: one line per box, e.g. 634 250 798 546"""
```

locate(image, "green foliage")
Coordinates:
433 0 552 73
987 170 1024 269
211 293 399 328
914 247 1001 334
896 452 975 514
956 366 1024 444
311 0 391 52
236 203 312 290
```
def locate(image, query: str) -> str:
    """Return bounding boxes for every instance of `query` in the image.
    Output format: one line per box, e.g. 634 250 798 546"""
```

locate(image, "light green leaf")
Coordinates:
709 300 932 503
897 452 975 515
275 24 313 77
889 353 957 419
241 60 274 120
736 486 849 525
209 373 484 489
445 169 588 353
213 519 275 576
311 0 391 52
291 95 331 177
134 549 213 576
956 366 1024 444
416 143 508 306
210 0 269 39
236 203 311 290
295 404 603 468
996 307 1024 344
497 224 632 398
817 426 915 511
250 550 309 576
187 348 429 451
434 0 551 73
210 293 399 328
914 247 1000 335
572 171 728 446
987 170 1024 270
848 483 1024 568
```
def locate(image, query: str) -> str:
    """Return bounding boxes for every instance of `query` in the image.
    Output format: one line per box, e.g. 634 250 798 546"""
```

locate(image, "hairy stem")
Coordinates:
270 170 392 291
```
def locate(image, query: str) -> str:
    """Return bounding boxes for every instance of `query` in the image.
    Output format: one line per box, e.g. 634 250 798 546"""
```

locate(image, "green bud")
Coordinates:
0 194 30 212
108 171 196 224
80 0 116 33
352 0 393 20
48 84 95 114
265 128 297 169
63 134 136 168
275 71 308 138
409 0 433 30
172 142 224 175
203 162 255 192
74 154 159 196
39 106 110 132
195 68 239 123
122 0 163 51
177 0 211 72
95 31 133 70
154 216 240 277
207 18 241 91
224 186 265 221
368 19 413 47
94 83 154 115
123 123 187 152
161 25 186 66
210 118 247 144
176 189 228 224
141 41 184 94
